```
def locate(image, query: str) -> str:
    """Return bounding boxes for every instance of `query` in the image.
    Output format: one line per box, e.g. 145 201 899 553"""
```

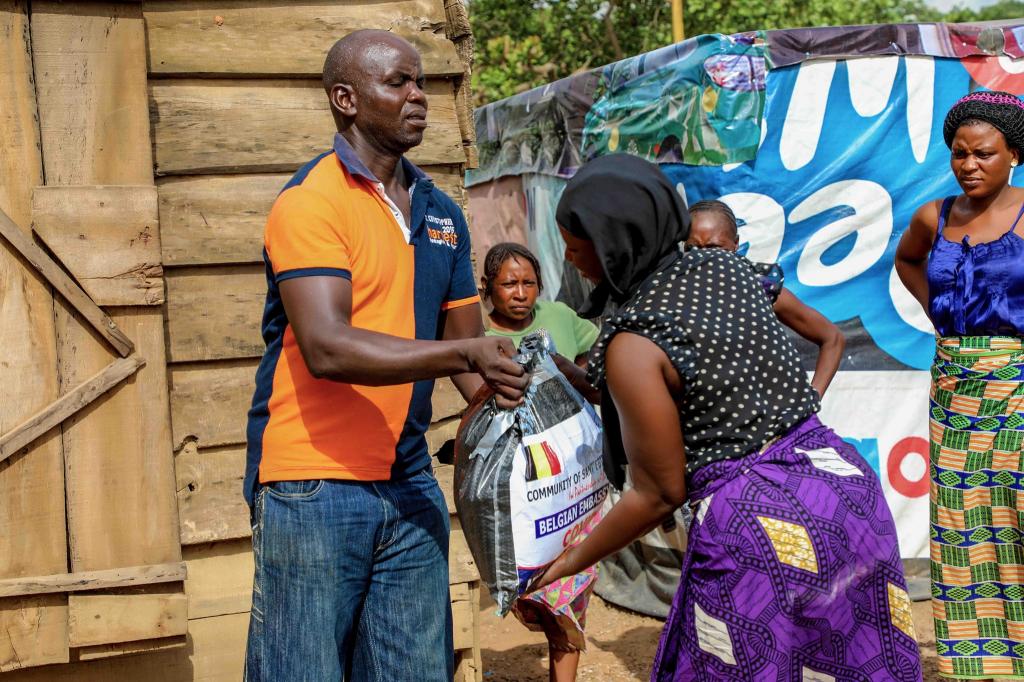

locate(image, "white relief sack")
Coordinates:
454 332 608 614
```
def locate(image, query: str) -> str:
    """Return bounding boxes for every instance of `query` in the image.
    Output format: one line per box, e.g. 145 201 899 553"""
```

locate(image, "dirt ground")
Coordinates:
478 593 940 681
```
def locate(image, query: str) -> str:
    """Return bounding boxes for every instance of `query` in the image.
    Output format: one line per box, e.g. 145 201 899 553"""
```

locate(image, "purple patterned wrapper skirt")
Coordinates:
652 415 923 681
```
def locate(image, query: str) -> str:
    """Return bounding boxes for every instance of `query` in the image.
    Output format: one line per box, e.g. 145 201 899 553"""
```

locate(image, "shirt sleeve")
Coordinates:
264 187 351 284
442 205 480 310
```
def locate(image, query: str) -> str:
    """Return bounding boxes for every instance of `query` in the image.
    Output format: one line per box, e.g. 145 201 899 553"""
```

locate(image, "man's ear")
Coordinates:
330 82 356 118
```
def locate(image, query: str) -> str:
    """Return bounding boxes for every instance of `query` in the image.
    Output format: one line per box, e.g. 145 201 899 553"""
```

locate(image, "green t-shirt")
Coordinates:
486 300 599 360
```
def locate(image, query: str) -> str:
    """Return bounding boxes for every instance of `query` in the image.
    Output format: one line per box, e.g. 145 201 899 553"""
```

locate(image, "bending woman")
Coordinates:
896 91 1024 680
535 154 922 681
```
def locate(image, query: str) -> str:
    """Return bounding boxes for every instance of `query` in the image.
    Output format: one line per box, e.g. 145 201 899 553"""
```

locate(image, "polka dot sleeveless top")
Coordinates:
588 247 820 477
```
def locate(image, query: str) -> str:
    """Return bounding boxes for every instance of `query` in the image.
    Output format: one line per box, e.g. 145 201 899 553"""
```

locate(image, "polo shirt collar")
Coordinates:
332 133 429 187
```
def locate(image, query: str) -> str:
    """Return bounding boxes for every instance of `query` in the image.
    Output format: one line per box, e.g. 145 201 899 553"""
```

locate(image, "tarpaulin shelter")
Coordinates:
466 19 1024 615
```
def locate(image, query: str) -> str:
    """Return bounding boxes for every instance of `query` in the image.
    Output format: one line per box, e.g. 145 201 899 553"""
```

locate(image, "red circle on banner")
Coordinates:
887 437 930 498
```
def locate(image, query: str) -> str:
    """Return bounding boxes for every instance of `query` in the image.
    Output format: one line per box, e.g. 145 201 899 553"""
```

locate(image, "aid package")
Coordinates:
454 332 607 615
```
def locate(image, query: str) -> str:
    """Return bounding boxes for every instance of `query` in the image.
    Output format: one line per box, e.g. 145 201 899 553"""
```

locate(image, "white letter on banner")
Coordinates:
905 56 934 164
793 180 892 287
846 56 899 117
779 60 836 171
719 192 785 264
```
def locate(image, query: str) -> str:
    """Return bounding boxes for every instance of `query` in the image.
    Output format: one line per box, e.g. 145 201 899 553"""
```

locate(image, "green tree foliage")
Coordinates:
943 0 1024 23
468 0 1010 104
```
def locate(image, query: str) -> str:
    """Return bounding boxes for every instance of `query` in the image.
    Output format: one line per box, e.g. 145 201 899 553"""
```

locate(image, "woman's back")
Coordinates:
590 247 819 476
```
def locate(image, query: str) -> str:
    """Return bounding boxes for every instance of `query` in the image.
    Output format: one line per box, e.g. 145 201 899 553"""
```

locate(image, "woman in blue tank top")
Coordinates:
896 90 1024 680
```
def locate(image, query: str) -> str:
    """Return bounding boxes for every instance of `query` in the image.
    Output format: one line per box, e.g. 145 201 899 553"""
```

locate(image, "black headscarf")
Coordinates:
556 154 690 318
556 154 691 490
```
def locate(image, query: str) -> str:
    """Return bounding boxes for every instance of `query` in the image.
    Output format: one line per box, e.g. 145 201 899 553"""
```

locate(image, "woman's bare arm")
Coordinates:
895 200 940 315
533 332 686 586
773 289 844 396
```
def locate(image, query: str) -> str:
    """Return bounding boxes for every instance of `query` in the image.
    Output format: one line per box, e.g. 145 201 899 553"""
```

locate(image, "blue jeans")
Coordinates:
244 468 453 681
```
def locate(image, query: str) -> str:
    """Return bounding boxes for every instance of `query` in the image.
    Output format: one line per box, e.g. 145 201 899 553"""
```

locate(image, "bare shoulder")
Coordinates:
909 197 944 236
606 332 682 395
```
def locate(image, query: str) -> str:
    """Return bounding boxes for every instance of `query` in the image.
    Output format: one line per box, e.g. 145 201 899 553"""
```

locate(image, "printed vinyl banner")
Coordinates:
666 54 1024 559
468 22 1024 560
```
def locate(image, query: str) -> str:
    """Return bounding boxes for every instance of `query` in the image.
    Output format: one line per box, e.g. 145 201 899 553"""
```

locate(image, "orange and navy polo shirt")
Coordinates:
244 133 478 505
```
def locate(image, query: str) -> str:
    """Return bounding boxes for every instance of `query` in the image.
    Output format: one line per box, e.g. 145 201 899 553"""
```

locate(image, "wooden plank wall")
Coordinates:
2 1 185 674
0 1 69 670
6 3 479 678
30 0 185 660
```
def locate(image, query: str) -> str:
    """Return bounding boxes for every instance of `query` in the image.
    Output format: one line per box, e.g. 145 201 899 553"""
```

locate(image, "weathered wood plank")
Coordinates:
182 611 250 681
0 2 68 670
175 443 250 545
449 523 478 585
0 208 134 357
169 360 256 449
158 164 466 266
68 587 188 648
159 173 281 266
166 265 266 362
452 581 482 681
451 581 474 650
31 2 153 185
144 0 462 77
150 78 464 175
0 356 145 466
33 17 184 653
32 186 163 306
73 635 186 662
53 307 180 576
0 563 187 599
0 612 247 681
426 416 459 455
0 1 41 229
183 539 253 619
435 462 457 515
0 596 69 672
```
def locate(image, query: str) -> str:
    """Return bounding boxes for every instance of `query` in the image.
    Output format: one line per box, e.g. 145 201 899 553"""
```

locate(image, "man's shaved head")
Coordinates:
322 28 428 152
323 29 418 93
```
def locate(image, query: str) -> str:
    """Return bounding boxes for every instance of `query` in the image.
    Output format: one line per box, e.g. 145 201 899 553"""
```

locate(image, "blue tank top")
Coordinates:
927 195 1024 337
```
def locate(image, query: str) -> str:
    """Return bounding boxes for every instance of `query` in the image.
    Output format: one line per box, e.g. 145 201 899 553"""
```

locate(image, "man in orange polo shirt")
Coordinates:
244 30 527 681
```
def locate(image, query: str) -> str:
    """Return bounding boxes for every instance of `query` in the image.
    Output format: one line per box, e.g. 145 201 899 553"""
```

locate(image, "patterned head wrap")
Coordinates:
943 90 1024 152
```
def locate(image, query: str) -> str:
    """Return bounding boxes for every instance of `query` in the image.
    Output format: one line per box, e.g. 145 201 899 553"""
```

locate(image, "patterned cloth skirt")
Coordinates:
512 507 603 651
930 336 1024 679
652 414 922 682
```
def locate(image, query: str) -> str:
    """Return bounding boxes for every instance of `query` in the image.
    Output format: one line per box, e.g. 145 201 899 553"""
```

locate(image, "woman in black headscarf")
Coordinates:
533 154 922 681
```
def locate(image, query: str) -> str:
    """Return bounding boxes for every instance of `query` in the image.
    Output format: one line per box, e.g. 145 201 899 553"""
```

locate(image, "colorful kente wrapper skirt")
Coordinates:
930 336 1024 679
652 414 923 682
512 506 603 651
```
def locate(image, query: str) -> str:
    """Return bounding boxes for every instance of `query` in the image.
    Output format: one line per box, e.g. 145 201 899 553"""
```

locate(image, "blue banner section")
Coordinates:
533 488 607 539
663 57 1024 369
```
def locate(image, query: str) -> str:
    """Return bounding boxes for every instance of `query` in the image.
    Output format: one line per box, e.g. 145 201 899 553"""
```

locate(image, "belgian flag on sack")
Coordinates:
524 440 563 481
